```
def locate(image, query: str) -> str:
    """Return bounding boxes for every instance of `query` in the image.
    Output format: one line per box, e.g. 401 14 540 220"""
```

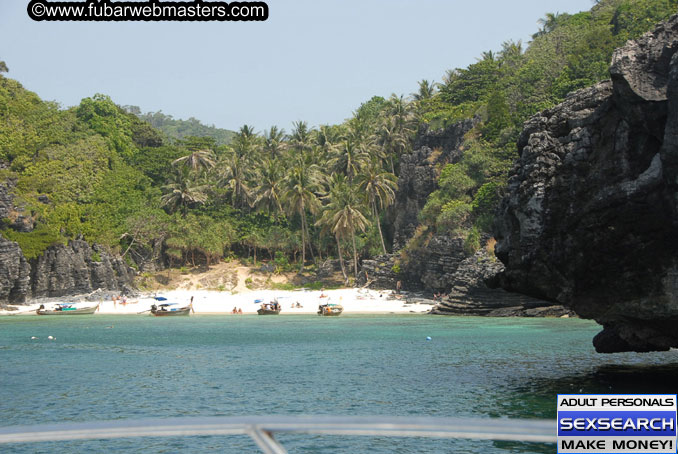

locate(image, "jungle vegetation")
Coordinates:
0 0 674 282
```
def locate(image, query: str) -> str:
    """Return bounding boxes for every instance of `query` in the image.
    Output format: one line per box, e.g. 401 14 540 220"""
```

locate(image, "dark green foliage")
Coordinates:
0 82 160 258
165 213 235 265
0 0 672 270
418 0 676 244
131 145 186 186
439 58 501 105
76 94 139 160
2 225 65 260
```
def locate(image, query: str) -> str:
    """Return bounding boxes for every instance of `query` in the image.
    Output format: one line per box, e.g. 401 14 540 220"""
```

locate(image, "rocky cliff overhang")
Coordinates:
494 15 678 353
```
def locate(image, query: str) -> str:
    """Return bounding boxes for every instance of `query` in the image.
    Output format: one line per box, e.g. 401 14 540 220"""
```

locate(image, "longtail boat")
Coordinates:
256 299 281 315
150 302 193 316
36 303 99 315
318 303 343 316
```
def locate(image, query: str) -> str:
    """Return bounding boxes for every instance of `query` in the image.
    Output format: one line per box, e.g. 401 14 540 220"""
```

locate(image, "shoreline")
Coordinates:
0 288 435 316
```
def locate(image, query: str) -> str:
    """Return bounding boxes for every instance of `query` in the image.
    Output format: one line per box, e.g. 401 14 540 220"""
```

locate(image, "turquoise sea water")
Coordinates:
1 315 677 453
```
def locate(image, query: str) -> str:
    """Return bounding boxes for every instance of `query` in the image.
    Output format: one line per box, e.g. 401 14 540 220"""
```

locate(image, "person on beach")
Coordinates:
238 308 243 314
232 307 238 314
396 280 402 294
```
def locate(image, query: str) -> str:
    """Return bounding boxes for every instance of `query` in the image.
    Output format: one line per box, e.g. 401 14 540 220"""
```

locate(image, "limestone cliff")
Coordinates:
30 240 136 299
363 118 560 316
0 181 136 304
0 237 31 304
494 15 678 352
392 120 476 250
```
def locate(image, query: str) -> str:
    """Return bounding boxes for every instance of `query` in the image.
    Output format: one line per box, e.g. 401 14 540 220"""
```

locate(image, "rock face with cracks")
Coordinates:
494 15 678 353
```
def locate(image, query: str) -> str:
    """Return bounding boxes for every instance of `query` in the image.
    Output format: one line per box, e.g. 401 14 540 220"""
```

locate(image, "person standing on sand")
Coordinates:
396 280 402 294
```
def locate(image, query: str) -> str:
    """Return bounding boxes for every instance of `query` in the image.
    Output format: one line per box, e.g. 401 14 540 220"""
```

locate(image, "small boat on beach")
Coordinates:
257 299 281 315
36 303 99 315
150 302 193 316
318 303 343 316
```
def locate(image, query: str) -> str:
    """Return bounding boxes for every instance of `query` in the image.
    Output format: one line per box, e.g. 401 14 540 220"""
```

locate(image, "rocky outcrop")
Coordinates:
430 246 572 316
0 166 135 302
494 15 678 352
392 120 476 250
0 178 36 233
358 235 564 317
0 180 14 220
360 115 560 315
0 237 31 305
30 240 135 299
400 235 468 291
359 254 398 290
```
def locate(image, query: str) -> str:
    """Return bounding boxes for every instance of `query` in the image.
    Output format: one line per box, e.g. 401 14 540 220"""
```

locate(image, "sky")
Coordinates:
0 0 595 132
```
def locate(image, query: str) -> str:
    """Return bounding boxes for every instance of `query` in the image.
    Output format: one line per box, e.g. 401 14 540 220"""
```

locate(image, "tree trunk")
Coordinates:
307 219 316 263
336 235 348 285
351 230 359 279
376 213 387 254
299 206 306 273
121 236 135 258
373 199 387 254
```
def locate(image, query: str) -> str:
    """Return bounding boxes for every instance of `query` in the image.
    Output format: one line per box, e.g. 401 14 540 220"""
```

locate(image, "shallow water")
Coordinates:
1 315 676 453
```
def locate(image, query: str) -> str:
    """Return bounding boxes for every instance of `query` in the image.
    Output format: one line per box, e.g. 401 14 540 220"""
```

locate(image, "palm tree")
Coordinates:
217 125 260 209
172 149 216 173
263 126 286 158
357 159 397 254
314 124 341 157
288 121 314 156
254 156 285 216
385 94 413 131
329 136 370 182
377 115 409 174
412 79 436 102
282 155 322 272
377 94 415 174
218 149 253 209
534 12 563 38
160 168 209 216
316 174 370 279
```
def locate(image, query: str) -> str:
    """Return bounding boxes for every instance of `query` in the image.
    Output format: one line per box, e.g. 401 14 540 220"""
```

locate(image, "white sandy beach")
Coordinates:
1 288 435 316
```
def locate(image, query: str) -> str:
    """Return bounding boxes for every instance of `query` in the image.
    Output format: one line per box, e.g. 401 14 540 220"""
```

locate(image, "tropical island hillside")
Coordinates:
122 106 236 146
0 0 675 321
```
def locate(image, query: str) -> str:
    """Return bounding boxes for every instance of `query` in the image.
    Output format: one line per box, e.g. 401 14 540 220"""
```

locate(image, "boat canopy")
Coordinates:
154 296 168 301
158 303 177 307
